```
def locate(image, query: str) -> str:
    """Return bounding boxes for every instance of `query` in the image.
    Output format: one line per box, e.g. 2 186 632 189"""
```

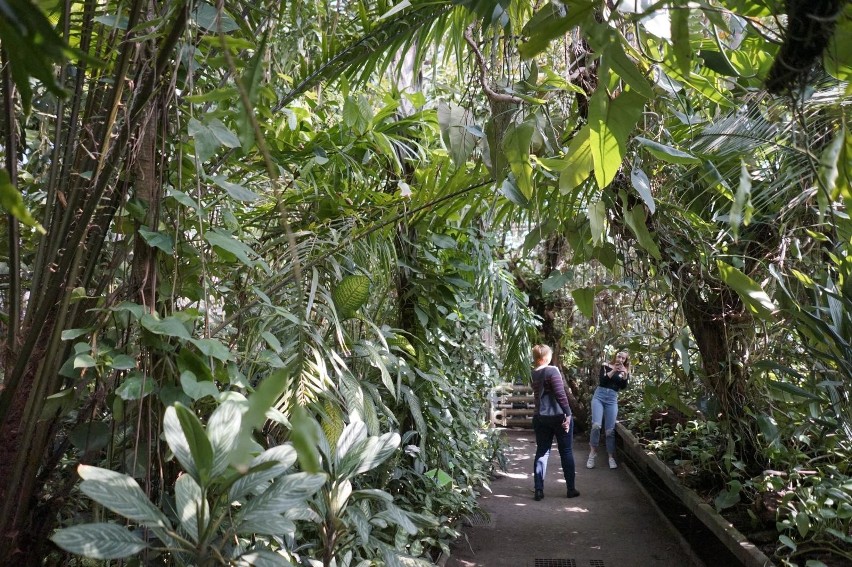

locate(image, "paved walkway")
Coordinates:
445 428 703 567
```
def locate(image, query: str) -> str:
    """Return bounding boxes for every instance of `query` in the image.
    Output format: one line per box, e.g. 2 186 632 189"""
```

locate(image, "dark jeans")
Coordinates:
532 414 576 491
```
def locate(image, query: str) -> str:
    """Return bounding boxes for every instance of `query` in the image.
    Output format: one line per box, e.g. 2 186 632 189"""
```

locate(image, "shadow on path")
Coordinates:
445 428 703 567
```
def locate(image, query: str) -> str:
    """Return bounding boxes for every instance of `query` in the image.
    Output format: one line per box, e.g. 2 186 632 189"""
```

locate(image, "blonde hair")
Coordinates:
532 344 552 364
610 350 630 370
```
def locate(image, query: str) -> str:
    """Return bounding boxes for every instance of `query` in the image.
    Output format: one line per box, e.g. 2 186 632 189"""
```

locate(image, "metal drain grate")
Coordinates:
589 561 606 567
533 560 576 567
462 510 494 527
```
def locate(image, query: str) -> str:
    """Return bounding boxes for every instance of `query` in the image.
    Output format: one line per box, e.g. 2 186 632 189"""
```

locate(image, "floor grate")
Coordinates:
462 510 494 527
532 560 576 567
589 561 606 567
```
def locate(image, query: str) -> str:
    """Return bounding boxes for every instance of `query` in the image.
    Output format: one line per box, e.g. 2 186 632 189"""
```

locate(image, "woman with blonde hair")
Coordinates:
587 350 630 469
530 344 579 501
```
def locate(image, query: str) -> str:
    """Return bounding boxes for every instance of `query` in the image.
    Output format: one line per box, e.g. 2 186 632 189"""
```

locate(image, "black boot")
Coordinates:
566 488 580 498
534 489 544 501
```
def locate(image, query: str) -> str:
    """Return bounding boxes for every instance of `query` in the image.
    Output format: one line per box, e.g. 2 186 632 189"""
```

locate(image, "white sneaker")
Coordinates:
586 453 596 469
608 456 618 469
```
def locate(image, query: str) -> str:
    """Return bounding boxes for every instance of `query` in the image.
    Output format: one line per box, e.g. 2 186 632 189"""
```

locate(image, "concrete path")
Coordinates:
445 428 703 567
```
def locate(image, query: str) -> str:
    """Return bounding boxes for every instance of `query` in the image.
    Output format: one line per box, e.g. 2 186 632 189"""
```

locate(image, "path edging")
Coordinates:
617 423 776 567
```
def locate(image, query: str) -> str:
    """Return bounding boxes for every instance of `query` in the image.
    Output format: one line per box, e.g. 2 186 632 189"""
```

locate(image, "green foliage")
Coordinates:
52 402 328 564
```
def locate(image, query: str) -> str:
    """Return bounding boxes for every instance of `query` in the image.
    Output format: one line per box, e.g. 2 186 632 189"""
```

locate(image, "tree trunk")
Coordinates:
680 284 762 472
0 2 187 560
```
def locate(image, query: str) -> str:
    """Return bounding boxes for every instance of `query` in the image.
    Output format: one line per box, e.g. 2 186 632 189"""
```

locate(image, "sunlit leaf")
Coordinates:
519 0 597 59
78 465 171 528
51 523 147 559
559 125 593 193
630 165 655 213
635 136 701 164
589 89 644 188
717 261 776 319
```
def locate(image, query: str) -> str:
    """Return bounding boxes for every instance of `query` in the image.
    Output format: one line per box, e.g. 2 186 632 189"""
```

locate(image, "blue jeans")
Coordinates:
590 386 619 455
532 414 576 491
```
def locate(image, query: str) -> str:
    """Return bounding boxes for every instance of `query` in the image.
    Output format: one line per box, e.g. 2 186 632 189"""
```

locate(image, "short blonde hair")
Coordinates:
532 344 552 363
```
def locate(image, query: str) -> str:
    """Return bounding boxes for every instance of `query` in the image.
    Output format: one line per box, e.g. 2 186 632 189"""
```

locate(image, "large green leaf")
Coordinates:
344 94 374 136
0 0 71 112
502 121 536 198
670 2 692 74
50 523 147 560
238 513 297 537
542 270 572 294
716 261 776 319
559 125 593 193
332 275 371 319
237 30 269 150
212 175 260 202
207 402 242 476
68 422 111 453
239 472 327 518
138 227 175 255
588 200 607 244
175 473 206 543
824 13 852 81
634 136 701 164
623 203 661 260
164 404 199 480
174 403 214 485
729 162 753 240
116 372 156 400
229 444 298 502
519 0 597 59
604 38 653 99
499 176 530 207
437 101 477 168
190 337 232 361
77 465 171 529
630 165 655 214
572 287 597 318
205 229 258 268
589 89 644 188
352 431 400 476
335 421 369 464
140 314 192 340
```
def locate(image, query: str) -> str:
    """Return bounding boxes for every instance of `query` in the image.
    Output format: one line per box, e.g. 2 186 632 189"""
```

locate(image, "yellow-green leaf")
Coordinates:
623 203 661 260
717 261 776 319
332 275 371 319
503 121 536 199
605 39 653 99
589 89 644 188
670 3 692 74
559 125 593 193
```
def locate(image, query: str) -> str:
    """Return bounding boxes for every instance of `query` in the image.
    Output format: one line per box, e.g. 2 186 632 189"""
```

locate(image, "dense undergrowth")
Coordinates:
623 392 852 567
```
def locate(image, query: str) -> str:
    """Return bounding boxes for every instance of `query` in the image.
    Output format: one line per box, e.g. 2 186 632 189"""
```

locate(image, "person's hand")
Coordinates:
562 416 571 431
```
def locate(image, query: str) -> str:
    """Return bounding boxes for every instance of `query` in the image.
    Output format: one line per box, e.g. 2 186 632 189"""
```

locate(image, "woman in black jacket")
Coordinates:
586 350 630 470
530 344 579 501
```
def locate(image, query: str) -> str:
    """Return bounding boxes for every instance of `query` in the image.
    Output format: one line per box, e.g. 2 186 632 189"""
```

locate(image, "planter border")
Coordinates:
617 423 776 567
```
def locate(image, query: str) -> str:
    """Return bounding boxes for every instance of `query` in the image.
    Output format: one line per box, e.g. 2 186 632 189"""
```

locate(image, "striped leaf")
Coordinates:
332 275 371 319
78 466 170 529
50 523 147 559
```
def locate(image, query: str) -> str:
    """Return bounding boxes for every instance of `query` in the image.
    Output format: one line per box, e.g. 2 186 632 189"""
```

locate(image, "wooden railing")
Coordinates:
490 383 534 428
